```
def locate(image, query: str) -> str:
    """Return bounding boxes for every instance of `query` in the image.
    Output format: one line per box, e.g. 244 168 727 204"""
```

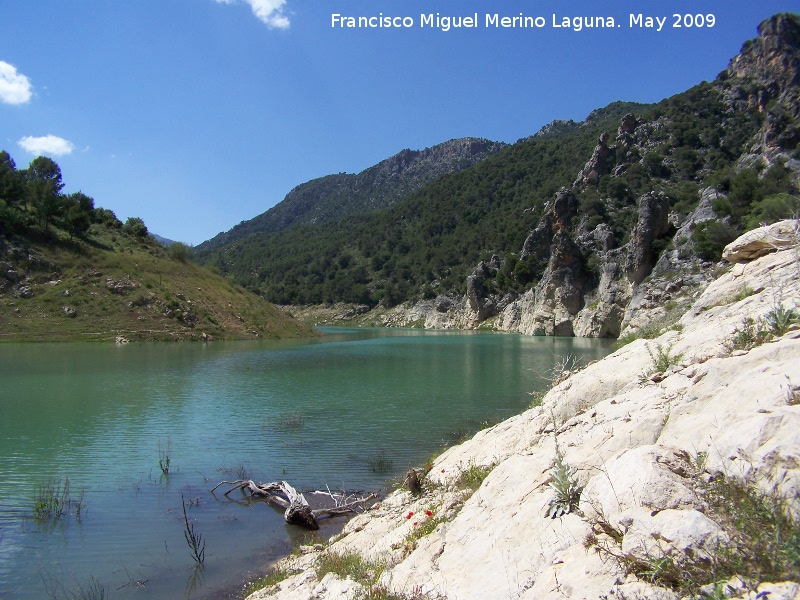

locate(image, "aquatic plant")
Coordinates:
181 493 205 568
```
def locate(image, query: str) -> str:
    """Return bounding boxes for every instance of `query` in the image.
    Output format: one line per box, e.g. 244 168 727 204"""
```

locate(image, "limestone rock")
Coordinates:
248 246 800 600
722 219 798 262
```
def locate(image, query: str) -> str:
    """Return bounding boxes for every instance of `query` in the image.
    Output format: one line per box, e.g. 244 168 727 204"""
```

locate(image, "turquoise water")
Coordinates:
0 328 613 598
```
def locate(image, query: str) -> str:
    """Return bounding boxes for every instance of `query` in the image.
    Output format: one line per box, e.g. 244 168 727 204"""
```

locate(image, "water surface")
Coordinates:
0 328 613 598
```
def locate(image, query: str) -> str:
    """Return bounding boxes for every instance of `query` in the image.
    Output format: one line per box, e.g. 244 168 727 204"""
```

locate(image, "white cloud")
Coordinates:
215 0 290 29
0 61 33 105
18 135 76 157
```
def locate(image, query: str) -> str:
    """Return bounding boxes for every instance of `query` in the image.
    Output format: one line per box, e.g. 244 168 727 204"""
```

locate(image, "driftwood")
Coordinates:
211 480 377 530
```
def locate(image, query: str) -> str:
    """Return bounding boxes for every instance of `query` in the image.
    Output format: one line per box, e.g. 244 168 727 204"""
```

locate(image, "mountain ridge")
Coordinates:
196 13 800 339
196 137 507 252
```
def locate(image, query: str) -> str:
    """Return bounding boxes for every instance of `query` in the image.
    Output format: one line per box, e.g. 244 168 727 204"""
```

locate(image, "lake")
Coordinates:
0 328 614 599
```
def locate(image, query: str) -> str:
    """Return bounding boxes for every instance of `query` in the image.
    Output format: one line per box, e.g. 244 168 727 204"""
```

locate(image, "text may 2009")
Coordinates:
330 13 717 33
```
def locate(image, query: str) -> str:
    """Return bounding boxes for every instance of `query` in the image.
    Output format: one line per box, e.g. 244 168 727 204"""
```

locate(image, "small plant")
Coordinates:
181 493 205 568
268 411 305 431
647 343 684 374
726 316 769 352
545 451 582 519
546 354 582 385
158 437 171 476
764 303 798 337
243 566 292 595
733 284 756 302
42 574 107 600
454 462 494 492
33 477 85 524
316 550 382 584
528 389 546 409
403 510 444 555
367 450 394 473
219 464 250 480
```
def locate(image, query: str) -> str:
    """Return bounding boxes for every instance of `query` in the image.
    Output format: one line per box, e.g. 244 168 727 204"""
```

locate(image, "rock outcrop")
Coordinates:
248 231 800 600
723 219 799 263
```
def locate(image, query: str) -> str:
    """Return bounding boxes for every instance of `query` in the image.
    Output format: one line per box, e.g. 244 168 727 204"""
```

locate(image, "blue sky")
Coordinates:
0 1 795 245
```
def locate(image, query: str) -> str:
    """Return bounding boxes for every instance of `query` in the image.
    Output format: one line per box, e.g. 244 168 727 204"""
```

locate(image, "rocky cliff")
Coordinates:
337 13 800 340
248 225 800 600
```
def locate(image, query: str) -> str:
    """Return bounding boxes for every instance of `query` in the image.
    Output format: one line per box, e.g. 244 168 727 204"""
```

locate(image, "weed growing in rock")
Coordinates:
454 462 494 492
243 566 293 595
316 550 384 586
726 316 769 352
528 389 546 409
639 343 684 382
764 303 798 336
584 470 800 596
648 343 684 373
545 451 582 519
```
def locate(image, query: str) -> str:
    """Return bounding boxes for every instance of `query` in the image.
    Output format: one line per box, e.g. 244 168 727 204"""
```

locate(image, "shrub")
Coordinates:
691 220 738 261
123 217 148 238
168 242 192 263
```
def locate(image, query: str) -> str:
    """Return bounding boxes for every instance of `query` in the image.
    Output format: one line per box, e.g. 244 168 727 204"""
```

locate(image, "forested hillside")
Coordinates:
196 137 507 253
196 14 800 326
0 153 316 341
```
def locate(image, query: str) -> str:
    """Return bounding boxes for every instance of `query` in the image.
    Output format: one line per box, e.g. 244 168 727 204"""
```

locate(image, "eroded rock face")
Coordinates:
574 132 612 186
626 192 672 285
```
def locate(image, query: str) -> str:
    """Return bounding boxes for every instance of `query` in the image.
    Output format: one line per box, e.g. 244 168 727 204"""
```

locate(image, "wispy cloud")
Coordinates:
18 135 76 156
215 0 290 29
0 61 33 105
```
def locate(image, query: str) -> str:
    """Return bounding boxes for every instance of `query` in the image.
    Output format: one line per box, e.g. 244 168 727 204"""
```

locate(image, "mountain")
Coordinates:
195 137 507 252
197 14 800 338
151 233 179 247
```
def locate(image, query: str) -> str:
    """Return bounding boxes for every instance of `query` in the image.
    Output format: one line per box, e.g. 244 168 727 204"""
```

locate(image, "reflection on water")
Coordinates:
0 328 613 598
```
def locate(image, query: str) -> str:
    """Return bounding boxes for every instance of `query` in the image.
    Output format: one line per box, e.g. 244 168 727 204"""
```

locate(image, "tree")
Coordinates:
123 217 148 238
26 156 65 232
0 151 25 209
0 151 26 232
63 192 94 239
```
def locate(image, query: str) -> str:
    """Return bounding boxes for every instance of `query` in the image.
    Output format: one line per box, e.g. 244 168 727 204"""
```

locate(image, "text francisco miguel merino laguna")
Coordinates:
331 13 712 32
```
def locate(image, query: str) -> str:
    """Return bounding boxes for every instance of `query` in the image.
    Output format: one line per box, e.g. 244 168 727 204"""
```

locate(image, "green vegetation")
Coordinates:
195 73 793 309
764 303 799 336
586 472 800 596
643 343 685 377
181 493 206 568
544 451 582 519
158 437 172 476
33 477 85 525
368 450 395 474
0 152 316 342
453 462 494 492
315 550 443 600
242 567 293 595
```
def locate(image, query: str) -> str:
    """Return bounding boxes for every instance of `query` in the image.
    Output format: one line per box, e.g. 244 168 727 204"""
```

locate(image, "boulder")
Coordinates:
722 219 798 263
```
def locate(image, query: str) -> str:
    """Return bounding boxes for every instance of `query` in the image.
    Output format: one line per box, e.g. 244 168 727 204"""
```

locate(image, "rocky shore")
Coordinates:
250 226 799 599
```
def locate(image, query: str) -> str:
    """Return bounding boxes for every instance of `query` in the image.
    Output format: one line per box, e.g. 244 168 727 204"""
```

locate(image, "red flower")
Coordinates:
425 510 433 517
373 504 380 510
406 511 414 519
427 464 433 470
441 469 445 473
413 522 418 526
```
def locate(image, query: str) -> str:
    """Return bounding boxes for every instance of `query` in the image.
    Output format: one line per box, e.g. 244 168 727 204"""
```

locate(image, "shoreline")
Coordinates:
244 235 800 599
